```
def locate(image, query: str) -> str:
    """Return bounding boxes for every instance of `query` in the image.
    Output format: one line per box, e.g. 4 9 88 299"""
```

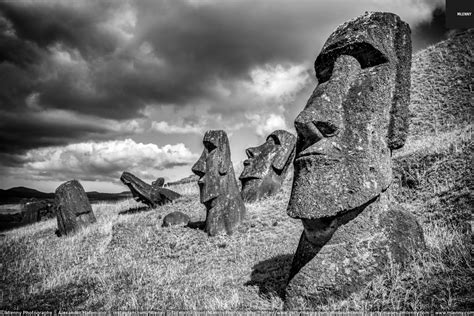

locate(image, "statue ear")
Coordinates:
272 146 295 171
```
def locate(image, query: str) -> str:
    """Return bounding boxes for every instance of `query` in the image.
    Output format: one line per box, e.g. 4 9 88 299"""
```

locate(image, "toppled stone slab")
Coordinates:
55 180 96 236
120 172 181 208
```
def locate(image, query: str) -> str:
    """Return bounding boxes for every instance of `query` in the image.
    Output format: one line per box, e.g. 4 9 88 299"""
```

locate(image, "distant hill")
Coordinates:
0 187 132 205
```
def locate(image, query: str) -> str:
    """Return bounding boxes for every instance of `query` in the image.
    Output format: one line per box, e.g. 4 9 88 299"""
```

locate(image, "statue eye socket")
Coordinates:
315 121 339 137
267 135 280 145
204 141 217 152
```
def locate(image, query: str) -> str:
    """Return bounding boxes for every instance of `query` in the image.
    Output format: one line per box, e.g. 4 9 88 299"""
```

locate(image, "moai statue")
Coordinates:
284 12 425 308
192 130 246 236
120 172 181 208
55 180 96 236
239 130 296 202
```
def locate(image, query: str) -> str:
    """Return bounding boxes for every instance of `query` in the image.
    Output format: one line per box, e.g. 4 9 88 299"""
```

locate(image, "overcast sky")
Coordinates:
0 0 447 192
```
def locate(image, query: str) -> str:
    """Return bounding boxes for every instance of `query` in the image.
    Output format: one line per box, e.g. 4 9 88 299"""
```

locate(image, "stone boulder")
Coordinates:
162 211 190 227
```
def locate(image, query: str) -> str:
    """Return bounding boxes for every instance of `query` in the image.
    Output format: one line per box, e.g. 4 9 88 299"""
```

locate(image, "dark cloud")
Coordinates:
412 5 448 51
0 0 448 163
0 1 121 57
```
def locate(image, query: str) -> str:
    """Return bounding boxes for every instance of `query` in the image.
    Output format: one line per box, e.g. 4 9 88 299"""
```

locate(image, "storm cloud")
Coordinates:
0 0 447 189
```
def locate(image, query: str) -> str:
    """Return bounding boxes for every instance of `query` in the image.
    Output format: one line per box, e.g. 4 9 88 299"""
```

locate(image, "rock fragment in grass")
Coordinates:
162 211 190 227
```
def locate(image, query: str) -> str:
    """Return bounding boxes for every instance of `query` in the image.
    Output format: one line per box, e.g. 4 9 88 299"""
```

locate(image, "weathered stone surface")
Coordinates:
152 177 165 187
285 12 424 308
192 130 246 236
120 172 181 208
239 130 296 202
162 211 190 227
55 180 96 236
286 195 425 308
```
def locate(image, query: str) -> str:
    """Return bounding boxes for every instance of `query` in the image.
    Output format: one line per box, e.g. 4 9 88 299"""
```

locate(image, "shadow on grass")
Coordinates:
118 206 150 215
5 278 103 310
186 220 206 230
245 254 293 300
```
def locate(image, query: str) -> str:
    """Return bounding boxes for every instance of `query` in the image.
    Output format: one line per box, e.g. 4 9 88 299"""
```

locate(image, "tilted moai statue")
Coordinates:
285 12 425 308
239 130 296 202
55 180 96 236
192 130 246 236
120 172 181 208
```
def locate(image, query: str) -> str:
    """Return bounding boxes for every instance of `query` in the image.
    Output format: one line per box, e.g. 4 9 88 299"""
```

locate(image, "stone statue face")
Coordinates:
192 130 246 236
239 130 296 202
287 12 411 220
192 130 233 208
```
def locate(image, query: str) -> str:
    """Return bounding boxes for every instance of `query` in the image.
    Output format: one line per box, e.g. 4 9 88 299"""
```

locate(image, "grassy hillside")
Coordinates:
0 32 472 311
392 29 473 229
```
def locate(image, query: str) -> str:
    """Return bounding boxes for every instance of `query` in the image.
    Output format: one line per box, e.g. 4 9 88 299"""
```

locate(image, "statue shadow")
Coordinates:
6 278 104 310
186 220 206 230
245 254 293 300
118 206 150 215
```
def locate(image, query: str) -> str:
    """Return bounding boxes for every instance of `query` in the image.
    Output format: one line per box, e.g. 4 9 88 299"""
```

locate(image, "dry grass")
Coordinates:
0 182 471 311
0 183 302 310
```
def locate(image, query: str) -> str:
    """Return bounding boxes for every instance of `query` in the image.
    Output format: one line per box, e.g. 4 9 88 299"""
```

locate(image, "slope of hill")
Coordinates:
392 29 473 230
408 29 473 139
0 33 472 311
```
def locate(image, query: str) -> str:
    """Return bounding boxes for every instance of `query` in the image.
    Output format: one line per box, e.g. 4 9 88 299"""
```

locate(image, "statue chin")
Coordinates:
241 175 281 202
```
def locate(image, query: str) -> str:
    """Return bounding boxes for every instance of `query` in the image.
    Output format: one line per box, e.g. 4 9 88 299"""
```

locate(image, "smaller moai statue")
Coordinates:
55 180 96 236
192 130 246 236
239 130 296 202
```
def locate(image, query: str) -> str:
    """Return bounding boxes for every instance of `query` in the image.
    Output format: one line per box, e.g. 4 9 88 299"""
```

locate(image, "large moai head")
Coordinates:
192 130 246 236
287 12 411 221
239 130 296 202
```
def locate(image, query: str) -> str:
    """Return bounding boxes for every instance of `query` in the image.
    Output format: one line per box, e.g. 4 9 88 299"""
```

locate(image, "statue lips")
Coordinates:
239 158 266 181
294 139 342 166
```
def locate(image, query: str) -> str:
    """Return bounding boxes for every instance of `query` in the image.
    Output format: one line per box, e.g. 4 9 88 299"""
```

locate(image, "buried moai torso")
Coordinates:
192 130 246 236
55 180 96 236
120 172 181 208
285 12 424 308
239 130 296 202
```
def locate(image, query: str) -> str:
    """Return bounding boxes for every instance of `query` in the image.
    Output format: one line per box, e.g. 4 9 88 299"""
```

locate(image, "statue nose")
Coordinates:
295 114 339 153
246 148 256 158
